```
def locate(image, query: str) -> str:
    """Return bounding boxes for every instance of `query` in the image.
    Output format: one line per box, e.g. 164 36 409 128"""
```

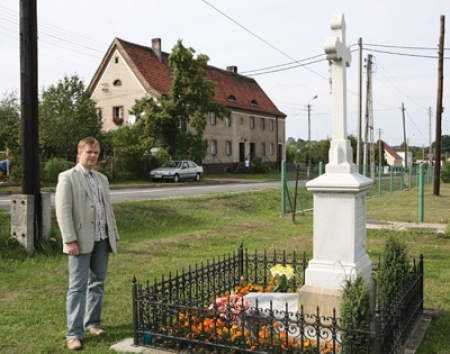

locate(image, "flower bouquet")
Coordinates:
269 264 294 292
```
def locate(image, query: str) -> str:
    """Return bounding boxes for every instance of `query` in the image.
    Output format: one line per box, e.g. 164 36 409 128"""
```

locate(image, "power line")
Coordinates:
246 57 329 77
365 47 450 59
241 52 327 74
199 0 328 80
365 42 450 51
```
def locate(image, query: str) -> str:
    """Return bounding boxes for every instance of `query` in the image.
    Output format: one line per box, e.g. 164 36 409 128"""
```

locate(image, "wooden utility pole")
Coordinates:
363 54 373 177
434 15 445 196
356 37 363 171
401 102 408 173
20 0 42 247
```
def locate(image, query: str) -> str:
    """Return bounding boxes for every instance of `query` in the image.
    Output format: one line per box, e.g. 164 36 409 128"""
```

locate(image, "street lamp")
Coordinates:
307 95 318 178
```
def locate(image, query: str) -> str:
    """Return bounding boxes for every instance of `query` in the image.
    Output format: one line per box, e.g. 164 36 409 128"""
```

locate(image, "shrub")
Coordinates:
42 157 74 182
340 275 371 354
378 237 409 307
441 163 450 183
250 156 269 173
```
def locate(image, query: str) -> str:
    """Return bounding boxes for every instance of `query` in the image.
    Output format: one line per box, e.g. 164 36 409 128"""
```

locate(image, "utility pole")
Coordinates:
378 128 383 166
434 15 445 196
363 54 373 177
20 0 42 248
306 95 318 178
356 37 363 171
401 102 408 174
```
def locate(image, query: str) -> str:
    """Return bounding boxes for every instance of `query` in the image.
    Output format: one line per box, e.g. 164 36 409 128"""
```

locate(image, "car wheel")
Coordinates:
173 174 180 183
194 173 201 182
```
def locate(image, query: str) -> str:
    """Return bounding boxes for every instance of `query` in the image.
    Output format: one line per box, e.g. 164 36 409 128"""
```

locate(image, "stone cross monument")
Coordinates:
299 14 373 316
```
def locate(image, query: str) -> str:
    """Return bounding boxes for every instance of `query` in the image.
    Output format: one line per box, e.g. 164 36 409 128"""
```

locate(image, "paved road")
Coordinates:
0 181 282 212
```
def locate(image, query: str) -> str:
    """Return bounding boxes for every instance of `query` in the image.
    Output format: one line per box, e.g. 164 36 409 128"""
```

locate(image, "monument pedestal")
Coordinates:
299 172 373 317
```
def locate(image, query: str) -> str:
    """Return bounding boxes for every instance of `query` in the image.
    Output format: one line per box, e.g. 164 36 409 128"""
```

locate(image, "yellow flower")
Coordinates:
270 264 294 280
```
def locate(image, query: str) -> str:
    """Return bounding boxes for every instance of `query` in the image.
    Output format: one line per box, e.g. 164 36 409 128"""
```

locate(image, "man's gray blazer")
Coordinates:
55 164 119 255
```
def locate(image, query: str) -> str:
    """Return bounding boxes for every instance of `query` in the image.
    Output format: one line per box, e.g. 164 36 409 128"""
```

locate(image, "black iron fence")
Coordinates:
132 245 423 354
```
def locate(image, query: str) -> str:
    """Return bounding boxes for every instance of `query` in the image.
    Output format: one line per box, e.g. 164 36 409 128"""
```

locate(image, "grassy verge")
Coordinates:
0 186 449 353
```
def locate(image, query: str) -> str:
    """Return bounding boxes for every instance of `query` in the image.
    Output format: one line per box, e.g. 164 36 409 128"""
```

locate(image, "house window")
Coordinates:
95 107 102 120
240 117 244 125
269 119 274 131
251 99 258 106
113 79 122 86
224 116 232 127
269 143 274 155
260 118 265 130
227 95 237 102
225 141 232 156
113 106 124 125
114 56 119 64
261 143 266 156
249 116 255 129
209 112 216 125
210 140 218 156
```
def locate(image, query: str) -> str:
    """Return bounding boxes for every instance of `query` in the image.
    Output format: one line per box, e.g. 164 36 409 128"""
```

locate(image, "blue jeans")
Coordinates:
66 239 109 340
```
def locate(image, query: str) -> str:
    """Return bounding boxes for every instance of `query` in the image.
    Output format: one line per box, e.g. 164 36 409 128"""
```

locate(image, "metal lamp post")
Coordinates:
307 95 318 178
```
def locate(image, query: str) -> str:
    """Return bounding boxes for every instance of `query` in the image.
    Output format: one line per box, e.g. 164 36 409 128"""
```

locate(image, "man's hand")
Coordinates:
66 242 80 255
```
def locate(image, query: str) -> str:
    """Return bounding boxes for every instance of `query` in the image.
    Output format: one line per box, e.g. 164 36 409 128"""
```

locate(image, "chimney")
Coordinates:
226 65 238 73
152 38 162 63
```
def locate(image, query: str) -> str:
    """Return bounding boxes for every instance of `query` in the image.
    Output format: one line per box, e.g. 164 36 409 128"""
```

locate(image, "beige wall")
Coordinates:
90 49 148 131
203 112 285 164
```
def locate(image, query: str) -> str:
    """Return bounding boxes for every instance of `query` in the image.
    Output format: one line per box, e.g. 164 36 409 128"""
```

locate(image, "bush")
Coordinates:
42 157 74 183
340 275 371 354
441 163 450 183
250 156 269 173
378 237 409 307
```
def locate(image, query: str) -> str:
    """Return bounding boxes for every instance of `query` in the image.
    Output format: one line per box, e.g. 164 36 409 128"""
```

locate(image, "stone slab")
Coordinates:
244 292 299 318
110 338 178 354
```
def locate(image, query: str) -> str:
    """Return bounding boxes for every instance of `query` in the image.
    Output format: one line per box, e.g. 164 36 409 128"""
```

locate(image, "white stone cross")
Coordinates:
324 14 354 171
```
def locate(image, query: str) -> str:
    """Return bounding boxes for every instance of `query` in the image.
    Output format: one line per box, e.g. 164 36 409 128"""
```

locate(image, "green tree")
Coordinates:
0 92 20 179
39 75 102 161
0 91 20 153
133 40 229 163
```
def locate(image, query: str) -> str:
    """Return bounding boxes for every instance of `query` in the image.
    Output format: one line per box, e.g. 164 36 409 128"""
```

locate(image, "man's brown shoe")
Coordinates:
87 327 106 336
67 338 82 350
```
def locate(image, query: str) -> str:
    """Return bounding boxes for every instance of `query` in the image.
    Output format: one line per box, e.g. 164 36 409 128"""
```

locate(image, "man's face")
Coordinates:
78 144 100 170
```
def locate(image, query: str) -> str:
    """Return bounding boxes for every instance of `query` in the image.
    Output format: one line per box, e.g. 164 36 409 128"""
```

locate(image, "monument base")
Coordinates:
298 277 377 319
298 285 343 317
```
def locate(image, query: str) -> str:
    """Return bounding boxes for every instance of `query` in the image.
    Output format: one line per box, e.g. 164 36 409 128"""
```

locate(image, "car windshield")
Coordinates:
162 161 182 168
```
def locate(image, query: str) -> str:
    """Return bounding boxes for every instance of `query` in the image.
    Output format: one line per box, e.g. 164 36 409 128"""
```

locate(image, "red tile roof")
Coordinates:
383 141 402 159
114 38 285 118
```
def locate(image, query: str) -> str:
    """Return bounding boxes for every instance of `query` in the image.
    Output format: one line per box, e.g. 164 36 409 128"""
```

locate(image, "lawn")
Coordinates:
0 184 449 353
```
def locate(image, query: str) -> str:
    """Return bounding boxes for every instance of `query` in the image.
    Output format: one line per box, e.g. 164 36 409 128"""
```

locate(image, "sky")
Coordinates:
1 0 449 148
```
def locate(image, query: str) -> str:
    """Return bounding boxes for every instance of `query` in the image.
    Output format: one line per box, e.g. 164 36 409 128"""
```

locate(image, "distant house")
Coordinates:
88 38 286 172
383 141 412 169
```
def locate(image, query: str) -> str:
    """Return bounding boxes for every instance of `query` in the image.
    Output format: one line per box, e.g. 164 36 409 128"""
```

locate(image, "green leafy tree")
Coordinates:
39 75 102 161
133 40 229 163
0 91 20 153
0 92 20 179
107 125 155 180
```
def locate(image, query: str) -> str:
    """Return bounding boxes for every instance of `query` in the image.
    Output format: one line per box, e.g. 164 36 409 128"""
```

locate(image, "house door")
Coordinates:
239 143 245 163
250 143 255 160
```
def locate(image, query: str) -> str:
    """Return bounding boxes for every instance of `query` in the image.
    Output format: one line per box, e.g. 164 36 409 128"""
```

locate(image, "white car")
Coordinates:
150 160 204 182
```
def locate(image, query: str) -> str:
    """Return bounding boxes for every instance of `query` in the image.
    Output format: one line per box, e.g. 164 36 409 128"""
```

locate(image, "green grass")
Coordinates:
0 185 449 353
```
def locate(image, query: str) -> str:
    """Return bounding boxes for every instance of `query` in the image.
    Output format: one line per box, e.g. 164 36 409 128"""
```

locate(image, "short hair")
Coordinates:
77 137 100 153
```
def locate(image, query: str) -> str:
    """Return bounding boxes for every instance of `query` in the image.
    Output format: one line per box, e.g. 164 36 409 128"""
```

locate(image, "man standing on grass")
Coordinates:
55 137 119 351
